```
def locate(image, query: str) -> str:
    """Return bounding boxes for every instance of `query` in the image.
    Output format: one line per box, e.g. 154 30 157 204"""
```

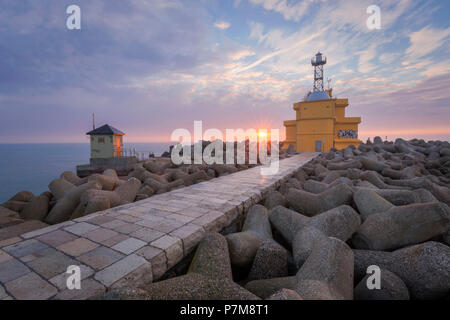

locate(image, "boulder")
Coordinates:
269 206 311 245
267 289 303 300
88 174 118 191
136 273 260 300
2 200 27 213
188 233 232 280
354 242 450 299
360 171 409 190
263 191 287 209
360 157 389 173
353 189 394 220
84 197 111 215
20 193 50 221
45 181 102 224
48 178 75 200
295 237 354 300
80 189 122 208
286 184 353 216
248 240 288 281
0 220 49 241
292 205 360 267
8 191 34 203
327 160 362 170
114 178 142 202
353 202 450 251
60 171 83 185
245 276 296 299
138 185 155 197
226 205 273 268
354 268 409 300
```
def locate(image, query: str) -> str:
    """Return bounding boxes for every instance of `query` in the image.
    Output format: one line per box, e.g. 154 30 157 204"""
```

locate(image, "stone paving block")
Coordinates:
5 272 57 300
0 237 21 248
64 222 99 236
27 250 79 279
49 264 94 290
20 247 58 263
100 219 127 230
0 258 31 283
150 235 183 269
136 246 167 280
130 227 164 243
165 213 196 223
3 239 49 258
94 254 148 287
112 222 142 234
36 230 78 248
78 246 125 270
137 218 185 233
84 228 119 243
110 263 153 290
85 215 116 226
115 214 142 223
111 238 146 255
99 234 129 247
0 220 49 241
170 224 205 256
0 250 13 264
57 238 99 257
191 210 229 233
54 278 105 300
21 221 75 239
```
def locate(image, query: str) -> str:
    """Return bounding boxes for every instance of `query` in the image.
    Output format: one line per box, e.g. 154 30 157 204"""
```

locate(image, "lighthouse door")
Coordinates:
315 140 322 152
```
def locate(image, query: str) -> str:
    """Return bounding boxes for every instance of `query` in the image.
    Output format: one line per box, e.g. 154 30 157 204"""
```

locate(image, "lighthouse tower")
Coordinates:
282 52 362 152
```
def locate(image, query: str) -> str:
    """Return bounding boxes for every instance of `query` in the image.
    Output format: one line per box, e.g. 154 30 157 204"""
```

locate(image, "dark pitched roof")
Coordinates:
86 124 125 136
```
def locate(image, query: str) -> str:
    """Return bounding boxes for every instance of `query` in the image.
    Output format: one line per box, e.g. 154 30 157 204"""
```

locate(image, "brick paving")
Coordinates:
0 153 316 300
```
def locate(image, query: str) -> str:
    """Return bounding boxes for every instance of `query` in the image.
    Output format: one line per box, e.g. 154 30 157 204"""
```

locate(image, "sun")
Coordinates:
258 131 267 138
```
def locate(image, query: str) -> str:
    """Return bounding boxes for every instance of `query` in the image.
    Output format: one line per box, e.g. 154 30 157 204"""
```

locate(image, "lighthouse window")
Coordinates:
98 137 105 143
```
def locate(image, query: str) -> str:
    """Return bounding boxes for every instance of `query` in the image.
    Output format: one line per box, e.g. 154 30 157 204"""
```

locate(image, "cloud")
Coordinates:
405 26 450 60
214 21 231 30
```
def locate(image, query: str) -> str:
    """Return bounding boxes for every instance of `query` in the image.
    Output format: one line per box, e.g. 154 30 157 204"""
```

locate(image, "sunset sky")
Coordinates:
0 0 449 143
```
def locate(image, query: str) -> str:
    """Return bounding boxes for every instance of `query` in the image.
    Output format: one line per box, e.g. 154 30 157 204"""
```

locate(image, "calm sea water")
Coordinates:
0 143 171 203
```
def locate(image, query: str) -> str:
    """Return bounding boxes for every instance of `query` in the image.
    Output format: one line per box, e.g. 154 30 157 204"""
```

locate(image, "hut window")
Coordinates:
98 137 105 143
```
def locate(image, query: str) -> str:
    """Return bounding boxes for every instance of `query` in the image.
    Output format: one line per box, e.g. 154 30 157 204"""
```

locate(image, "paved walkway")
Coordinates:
0 153 317 300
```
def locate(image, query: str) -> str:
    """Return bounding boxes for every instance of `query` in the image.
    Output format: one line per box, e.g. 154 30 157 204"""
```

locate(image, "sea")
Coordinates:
0 142 172 203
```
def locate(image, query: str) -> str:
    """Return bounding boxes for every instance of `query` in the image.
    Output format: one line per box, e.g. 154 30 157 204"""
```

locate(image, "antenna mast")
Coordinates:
311 52 327 92
92 113 95 130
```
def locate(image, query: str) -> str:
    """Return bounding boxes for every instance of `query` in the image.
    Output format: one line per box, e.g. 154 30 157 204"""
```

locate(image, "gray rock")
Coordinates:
88 174 118 191
248 240 288 281
354 268 409 300
48 178 75 200
360 157 389 173
84 197 111 215
245 276 296 299
295 237 354 300
264 191 287 209
45 181 102 224
286 184 353 216
354 189 394 220
327 160 362 170
188 233 232 280
60 171 83 185
360 171 409 190
266 288 303 300
293 205 360 267
114 178 142 202
126 273 260 300
353 202 450 251
354 242 450 299
8 191 35 203
20 193 50 221
269 206 311 245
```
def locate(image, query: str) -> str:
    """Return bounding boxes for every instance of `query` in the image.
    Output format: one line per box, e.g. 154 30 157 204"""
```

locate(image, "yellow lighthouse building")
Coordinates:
283 52 362 152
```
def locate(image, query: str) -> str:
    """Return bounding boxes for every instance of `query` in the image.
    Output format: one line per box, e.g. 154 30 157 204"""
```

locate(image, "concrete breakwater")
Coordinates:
0 152 316 300
0 141 290 241
103 137 450 300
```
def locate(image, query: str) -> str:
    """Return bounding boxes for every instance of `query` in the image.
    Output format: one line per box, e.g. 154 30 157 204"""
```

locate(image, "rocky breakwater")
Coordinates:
99 137 449 300
0 140 290 241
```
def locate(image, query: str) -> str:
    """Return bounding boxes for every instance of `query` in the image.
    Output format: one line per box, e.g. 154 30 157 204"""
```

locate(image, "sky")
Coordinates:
0 0 449 143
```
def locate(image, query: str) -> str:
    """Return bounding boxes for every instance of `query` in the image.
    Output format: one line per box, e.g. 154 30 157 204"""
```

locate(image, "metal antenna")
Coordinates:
92 113 95 130
311 52 327 92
